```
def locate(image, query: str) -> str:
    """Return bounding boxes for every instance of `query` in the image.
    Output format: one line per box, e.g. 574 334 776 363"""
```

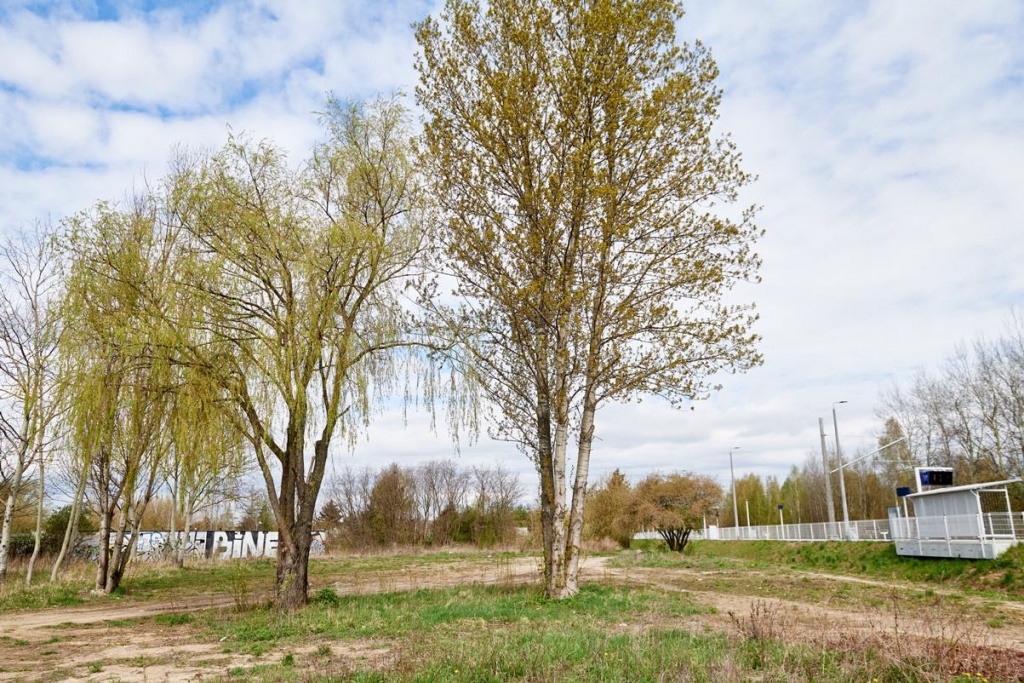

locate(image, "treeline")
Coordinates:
315 461 525 549
716 460 898 527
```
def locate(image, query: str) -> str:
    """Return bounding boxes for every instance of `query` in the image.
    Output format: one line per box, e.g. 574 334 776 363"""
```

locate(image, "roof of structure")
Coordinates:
907 478 1022 499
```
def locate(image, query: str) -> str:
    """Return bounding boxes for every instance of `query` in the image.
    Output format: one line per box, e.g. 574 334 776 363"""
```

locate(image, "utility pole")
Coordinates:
833 401 850 538
819 417 836 525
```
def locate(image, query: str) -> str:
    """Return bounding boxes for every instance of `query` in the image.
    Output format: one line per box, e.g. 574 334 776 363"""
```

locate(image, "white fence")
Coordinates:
708 512 1024 543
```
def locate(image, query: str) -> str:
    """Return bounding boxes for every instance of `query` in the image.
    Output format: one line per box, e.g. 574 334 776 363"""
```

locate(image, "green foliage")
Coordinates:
41 506 96 555
415 0 762 598
153 612 193 626
312 587 342 607
3 533 36 559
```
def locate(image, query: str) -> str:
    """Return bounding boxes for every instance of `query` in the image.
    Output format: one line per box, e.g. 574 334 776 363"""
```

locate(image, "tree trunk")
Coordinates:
0 458 25 582
26 456 45 585
175 505 193 569
564 384 598 596
0 418 30 583
276 523 312 609
51 467 87 582
95 509 112 592
541 345 573 599
105 513 130 593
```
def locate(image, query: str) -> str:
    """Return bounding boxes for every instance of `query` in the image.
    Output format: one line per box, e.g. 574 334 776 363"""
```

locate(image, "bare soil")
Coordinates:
2 553 1024 681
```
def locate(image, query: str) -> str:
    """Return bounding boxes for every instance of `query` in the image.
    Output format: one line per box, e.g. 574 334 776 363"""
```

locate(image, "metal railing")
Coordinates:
707 511 1024 543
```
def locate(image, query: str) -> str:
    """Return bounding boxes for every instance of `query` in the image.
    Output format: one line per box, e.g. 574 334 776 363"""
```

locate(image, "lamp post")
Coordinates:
818 418 836 526
833 400 850 537
729 446 741 533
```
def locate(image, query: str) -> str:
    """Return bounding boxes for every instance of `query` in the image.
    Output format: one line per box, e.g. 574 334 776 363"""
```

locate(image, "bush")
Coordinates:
42 506 97 555
6 532 36 558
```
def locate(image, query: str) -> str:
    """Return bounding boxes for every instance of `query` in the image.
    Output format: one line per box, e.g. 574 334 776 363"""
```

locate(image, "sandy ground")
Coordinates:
2 553 1024 681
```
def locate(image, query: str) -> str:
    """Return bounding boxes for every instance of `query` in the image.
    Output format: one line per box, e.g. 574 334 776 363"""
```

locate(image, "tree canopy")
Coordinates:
416 0 761 598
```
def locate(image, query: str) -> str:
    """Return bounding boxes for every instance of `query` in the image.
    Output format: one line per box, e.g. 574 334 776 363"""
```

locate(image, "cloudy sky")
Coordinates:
2 0 1022 501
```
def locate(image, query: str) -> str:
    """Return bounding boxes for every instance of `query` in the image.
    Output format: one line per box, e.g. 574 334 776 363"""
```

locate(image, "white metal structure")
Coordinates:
893 479 1020 559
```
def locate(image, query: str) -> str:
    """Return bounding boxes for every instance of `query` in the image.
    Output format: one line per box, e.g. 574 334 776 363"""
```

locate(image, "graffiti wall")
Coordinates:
126 530 327 561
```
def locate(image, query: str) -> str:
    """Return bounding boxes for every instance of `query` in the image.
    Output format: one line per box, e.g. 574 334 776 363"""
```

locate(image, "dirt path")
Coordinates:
3 554 1024 681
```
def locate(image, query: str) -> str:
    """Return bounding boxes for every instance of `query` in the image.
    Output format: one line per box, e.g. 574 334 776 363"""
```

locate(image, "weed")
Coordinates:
312 586 342 607
86 662 102 673
229 560 255 611
153 612 193 626
315 644 332 659
727 600 786 670
281 652 295 667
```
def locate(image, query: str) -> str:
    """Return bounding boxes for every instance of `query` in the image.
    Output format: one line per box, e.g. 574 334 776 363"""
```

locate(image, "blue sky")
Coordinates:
2 0 1023 500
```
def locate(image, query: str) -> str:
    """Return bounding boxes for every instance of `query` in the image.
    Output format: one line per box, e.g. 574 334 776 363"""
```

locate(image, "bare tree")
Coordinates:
0 225 63 583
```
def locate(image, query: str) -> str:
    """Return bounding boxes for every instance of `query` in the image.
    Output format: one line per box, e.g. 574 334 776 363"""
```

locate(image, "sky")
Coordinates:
1 0 1023 503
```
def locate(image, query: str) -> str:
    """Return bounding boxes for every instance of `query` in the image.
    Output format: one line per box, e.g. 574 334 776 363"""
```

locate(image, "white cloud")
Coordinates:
1 0 1022 503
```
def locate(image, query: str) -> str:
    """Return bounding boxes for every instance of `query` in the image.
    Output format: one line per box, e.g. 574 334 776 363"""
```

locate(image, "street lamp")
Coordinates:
833 400 850 536
818 418 836 526
729 446 741 532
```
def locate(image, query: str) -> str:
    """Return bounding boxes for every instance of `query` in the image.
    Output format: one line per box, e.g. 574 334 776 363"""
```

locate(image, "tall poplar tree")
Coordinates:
416 0 762 598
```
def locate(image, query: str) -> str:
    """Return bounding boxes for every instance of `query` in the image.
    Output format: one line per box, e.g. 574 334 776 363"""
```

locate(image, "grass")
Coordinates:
6 544 1024 681
190 582 855 682
621 540 1024 599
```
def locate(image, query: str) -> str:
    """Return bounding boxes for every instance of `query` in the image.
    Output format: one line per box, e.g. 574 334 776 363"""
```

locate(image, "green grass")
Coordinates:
5 547 1023 681
192 580 992 683
208 582 706 650
0 580 87 612
153 611 194 626
619 540 1024 598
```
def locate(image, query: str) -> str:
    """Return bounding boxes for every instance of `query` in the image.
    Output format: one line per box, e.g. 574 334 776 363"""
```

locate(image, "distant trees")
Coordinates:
585 470 634 548
321 460 522 550
879 313 1024 499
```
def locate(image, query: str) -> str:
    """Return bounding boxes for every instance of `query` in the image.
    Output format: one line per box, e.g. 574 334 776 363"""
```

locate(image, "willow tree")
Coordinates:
166 367 247 568
166 98 427 609
416 0 762 598
60 200 178 593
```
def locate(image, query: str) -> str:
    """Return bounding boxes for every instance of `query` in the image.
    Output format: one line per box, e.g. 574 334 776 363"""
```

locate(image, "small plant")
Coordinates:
281 652 295 667
154 612 193 626
313 586 342 606
315 643 333 659
228 561 254 612
727 599 786 670
86 662 103 674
